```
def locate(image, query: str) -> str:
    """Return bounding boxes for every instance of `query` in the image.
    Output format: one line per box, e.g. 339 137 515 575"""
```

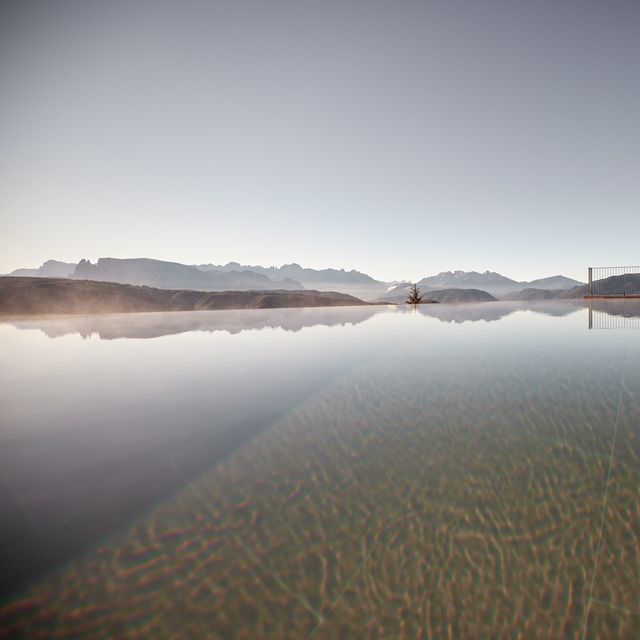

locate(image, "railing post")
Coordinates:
588 267 593 297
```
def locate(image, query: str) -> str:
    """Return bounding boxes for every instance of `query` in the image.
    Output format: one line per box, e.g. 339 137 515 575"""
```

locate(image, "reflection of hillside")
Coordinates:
415 301 583 323
588 299 640 318
8 306 384 340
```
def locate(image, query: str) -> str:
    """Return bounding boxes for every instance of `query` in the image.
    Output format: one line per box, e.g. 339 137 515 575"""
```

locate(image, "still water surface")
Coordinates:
0 302 638 638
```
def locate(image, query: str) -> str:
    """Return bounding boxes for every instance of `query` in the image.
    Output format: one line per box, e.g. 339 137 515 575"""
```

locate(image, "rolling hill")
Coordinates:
559 273 640 298
0 277 368 316
501 288 562 301
379 284 496 304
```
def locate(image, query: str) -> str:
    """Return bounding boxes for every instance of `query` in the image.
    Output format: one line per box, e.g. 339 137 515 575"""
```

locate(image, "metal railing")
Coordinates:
588 266 640 297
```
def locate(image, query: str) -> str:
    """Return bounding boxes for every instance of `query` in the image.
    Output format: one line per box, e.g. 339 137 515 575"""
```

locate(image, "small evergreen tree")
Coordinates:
406 283 422 305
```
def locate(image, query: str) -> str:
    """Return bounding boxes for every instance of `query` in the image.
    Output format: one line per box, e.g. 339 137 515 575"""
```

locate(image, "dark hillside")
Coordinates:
0 277 368 316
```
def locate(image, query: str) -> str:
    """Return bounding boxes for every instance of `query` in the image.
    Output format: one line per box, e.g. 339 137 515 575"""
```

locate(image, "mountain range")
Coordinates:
72 258 304 291
5 258 389 299
196 261 378 284
4 259 584 301
416 271 583 297
195 261 385 299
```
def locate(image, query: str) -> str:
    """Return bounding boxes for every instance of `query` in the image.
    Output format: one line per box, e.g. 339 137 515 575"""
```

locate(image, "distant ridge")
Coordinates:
72 258 303 292
416 271 583 297
525 275 584 290
196 261 379 284
9 260 76 278
418 270 518 292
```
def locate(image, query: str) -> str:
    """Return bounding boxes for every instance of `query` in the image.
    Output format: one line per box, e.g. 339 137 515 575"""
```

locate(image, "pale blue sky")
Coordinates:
1 0 638 282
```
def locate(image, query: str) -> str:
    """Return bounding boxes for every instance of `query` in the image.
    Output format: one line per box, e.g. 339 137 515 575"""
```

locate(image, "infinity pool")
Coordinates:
0 302 638 638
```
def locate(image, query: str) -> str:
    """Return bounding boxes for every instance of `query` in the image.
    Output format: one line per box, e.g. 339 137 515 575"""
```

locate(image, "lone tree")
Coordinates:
406 283 423 305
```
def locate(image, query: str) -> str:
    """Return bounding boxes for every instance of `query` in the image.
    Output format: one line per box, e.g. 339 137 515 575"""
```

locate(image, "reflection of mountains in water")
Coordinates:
7 306 385 340
414 301 584 323
10 300 635 338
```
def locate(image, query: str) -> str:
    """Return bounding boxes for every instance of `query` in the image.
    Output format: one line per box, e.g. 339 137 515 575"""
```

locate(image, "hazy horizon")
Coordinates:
2 0 639 283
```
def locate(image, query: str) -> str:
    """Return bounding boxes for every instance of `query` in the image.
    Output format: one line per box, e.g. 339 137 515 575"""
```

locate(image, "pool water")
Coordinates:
0 302 638 638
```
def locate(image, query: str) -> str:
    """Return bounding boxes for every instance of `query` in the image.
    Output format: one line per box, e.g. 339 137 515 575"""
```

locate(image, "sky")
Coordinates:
1 0 639 283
